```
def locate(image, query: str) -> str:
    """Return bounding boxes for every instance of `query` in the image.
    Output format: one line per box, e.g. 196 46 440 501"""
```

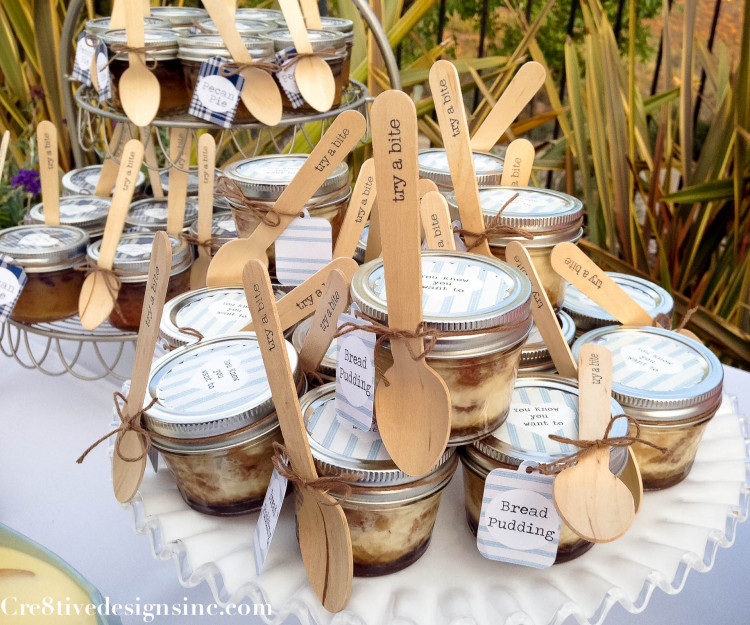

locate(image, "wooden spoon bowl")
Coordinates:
295 56 336 112
120 61 160 127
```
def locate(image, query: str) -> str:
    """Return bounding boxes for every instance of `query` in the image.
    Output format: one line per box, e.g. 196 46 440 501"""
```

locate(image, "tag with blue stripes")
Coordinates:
477 463 561 568
251 466 288 576
274 217 332 286
334 311 375 431
0 254 27 324
188 56 245 129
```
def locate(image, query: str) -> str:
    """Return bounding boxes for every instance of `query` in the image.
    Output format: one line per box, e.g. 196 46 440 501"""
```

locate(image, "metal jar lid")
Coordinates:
235 8 284 24
196 18 274 37
563 272 674 332
520 310 576 369
350 251 532 356
160 168 212 196
292 317 339 377
0 225 88 272
300 383 456 496
571 326 723 421
85 16 170 36
61 165 146 196
87 232 190 281
125 198 198 232
177 34 274 62
149 6 208 26
418 149 504 189
28 195 111 232
101 29 179 60
222 155 349 201
266 28 346 53
354 223 369 264
273 17 354 34
145 334 300 440
187 212 237 241
466 375 628 473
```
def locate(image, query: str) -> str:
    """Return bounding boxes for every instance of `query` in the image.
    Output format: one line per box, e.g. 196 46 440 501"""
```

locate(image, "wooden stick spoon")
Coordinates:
332 158 376 259
244 259 352 612
500 138 535 187
191 134 216 290
165 128 191 237
0 130 9 183
95 122 131 197
299 0 323 29
553 344 635 542
418 178 439 198
420 191 455 251
36 121 60 226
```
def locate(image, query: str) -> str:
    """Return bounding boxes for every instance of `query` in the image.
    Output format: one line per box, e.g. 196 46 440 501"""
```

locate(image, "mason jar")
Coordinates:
0 225 88 324
460 375 629 563
186 212 237 256
291 316 339 384
419 149 504 197
351 250 532 444
159 168 211 197
572 325 723 490
519 310 576 372
563 272 674 336
27 195 111 241
61 165 146 198
86 232 192 331
144 334 303 515
300 383 457 576
124 197 198 233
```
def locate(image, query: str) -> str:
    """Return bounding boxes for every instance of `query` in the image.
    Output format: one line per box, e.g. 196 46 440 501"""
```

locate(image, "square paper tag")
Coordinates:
274 217 332 286
188 56 245 129
274 48 305 109
0 254 27 323
334 311 375 431
251 466 288 575
477 462 561 569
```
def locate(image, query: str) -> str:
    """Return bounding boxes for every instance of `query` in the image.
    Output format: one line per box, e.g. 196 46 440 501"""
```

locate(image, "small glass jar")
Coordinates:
85 16 171 38
266 29 348 111
61 165 146 198
26 195 111 241
177 34 276 122
354 223 369 264
144 334 302 515
186 212 237 255
563 272 674 336
0 226 88 324
448 187 583 310
300 383 457 576
519 310 576 372
124 197 199 233
86 232 192 331
572 326 723 490
274 18 354 82
195 18 274 38
291 316 339 384
460 375 629 563
235 8 283 24
351 251 532 444
159 168 212 197
419 149 504 197
101 29 189 116
149 6 207 29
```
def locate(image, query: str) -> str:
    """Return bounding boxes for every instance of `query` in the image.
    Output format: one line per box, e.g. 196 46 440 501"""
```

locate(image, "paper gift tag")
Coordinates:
251 465 289 575
477 461 561 569
0 255 27 324
334 311 375 431
94 47 111 101
274 48 305 109
275 217 333 286
188 57 245 129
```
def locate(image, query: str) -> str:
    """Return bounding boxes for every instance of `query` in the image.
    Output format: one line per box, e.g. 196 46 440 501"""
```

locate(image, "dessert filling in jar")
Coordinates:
300 383 457 576
186 212 237 255
448 187 583 310
84 16 171 38
519 310 576 372
86 232 192 331
0 225 88 324
144 334 303 515
26 195 111 241
563 272 675 336
61 164 146 197
291 316 339 383
460 375 629 563
101 29 189 116
125 197 199 233
418 149 504 196
351 250 532 444
572 325 723 490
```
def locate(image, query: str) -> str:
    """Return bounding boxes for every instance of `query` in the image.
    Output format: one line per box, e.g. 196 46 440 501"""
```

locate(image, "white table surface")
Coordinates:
1 346 749 625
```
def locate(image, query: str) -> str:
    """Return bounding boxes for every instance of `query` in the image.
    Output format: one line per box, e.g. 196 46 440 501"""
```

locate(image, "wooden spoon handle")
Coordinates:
36 121 59 226
202 0 254 62
124 0 145 61
429 60 492 257
110 0 126 30
0 130 9 183
278 0 315 54
333 158 376 259
577 343 613 440
95 122 130 197
299 0 323 29
500 138 535 187
418 178 438 198
420 191 456 251
197 133 216 246
363 199 382 262
550 242 654 326
166 128 191 237
141 127 164 198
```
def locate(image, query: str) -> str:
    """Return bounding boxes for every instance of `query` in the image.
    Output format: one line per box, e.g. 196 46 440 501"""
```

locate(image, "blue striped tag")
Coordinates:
334 311 375 431
0 254 27 324
477 464 561 569
251 466 288 576
275 217 333 286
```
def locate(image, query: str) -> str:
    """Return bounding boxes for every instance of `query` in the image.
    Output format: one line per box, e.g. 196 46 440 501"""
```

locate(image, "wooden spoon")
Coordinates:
79 140 144 330
141 126 164 198
36 121 60 226
506 241 577 378
0 130 9 183
165 128 191 237
553 344 635 543
206 110 365 286
95 122 130 197
332 158 376 259
202 0 283 126
110 0 126 29
620 447 644 514
500 138 535 187
417 178 439 198
119 0 160 127
429 60 492 257
241 257 357 332
420 191 455 251
363 199 382 262
371 89 451 477
298 269 350 373
299 0 323 29
190 134 216 290
243 259 352 612
113 231 172 503
278 0 336 112
470 62 546 151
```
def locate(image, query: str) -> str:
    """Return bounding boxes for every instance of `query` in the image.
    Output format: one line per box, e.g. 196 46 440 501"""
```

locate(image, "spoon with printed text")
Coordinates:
190 134 216 290
500 138 535 187
165 128 191 237
420 191 456 251
37 121 60 226
332 158 376 259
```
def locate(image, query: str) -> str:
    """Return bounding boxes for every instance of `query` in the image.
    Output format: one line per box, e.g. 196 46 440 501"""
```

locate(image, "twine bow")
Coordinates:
220 60 281 77
181 232 225 255
453 193 532 252
280 47 340 70
215 176 303 228
108 43 173 69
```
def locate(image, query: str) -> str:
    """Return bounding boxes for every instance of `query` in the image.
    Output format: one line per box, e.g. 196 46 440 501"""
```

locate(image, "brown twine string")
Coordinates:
220 60 281 77
178 326 205 342
181 232 225 254
453 193 531 252
107 43 174 69
280 47 340 70
76 392 158 464
190 20 213 34
75 263 124 318
652 305 698 332
529 415 666 476
215 176 303 227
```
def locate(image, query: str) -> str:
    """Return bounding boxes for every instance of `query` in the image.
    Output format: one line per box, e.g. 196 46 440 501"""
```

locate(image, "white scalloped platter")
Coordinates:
121 395 749 625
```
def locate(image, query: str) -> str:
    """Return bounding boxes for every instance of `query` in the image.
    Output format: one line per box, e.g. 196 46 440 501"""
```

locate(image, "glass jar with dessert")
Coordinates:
418 149 504 197
61 165 146 197
518 310 576 373
26 195 111 241
124 197 199 233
